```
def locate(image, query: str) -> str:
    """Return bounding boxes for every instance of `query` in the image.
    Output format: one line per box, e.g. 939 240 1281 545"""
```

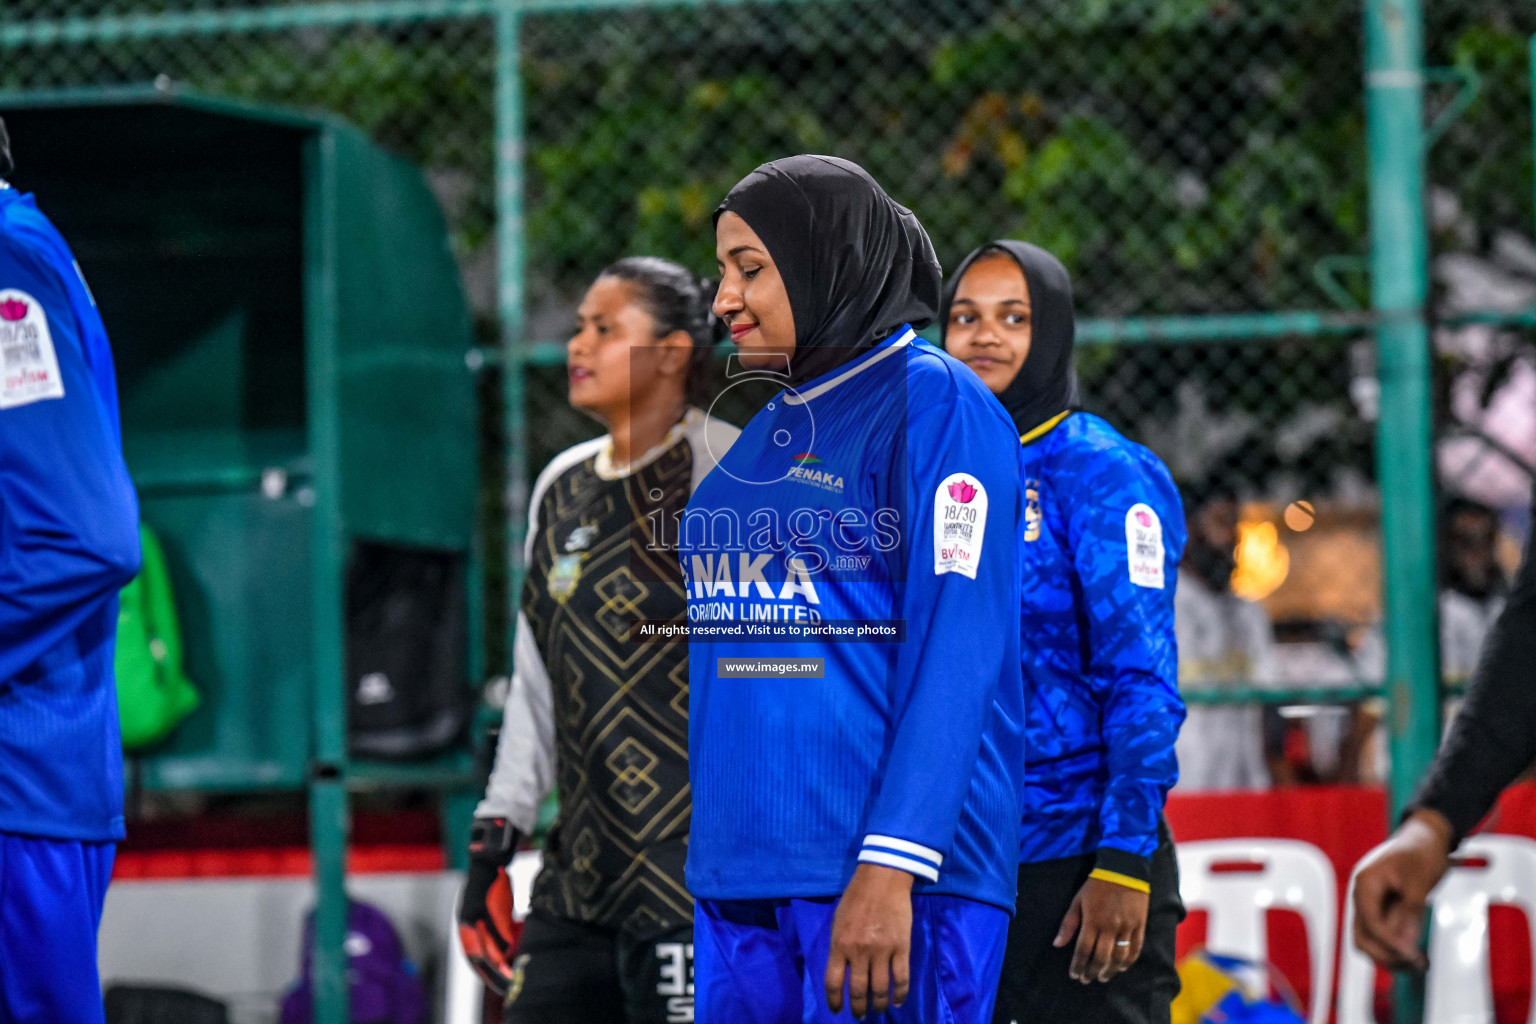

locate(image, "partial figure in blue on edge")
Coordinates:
0 117 142 1024
942 241 1187 1024
681 157 1027 1023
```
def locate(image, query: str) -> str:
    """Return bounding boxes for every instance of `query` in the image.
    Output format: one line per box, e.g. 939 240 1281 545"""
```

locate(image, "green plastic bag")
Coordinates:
114 524 200 749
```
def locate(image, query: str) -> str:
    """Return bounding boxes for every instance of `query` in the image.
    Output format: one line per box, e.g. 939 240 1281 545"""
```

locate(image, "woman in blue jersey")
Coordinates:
942 241 1186 1024
0 117 141 1024
682 155 1027 1024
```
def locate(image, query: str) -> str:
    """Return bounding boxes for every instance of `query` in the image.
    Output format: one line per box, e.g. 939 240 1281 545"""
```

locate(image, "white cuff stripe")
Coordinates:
859 849 941 882
862 835 943 867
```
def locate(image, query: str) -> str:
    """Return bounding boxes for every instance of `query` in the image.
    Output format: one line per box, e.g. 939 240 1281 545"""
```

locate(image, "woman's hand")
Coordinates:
1055 876 1149 983
1352 809 1454 971
825 863 914 1016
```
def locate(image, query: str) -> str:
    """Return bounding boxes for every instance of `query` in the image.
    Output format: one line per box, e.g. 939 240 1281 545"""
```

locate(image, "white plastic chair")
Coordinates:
511 848 543 918
444 904 485 1024
1177 839 1338 1024
1338 834 1536 1024
1336 876 1381 1024
445 849 544 1024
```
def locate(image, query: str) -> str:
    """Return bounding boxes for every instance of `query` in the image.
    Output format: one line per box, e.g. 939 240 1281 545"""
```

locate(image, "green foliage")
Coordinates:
1432 19 1535 252
519 0 1370 317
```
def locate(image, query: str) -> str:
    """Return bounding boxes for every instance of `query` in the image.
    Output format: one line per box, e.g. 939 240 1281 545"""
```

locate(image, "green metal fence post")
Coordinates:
304 127 351 1024
1366 4 1436 1019
1365 0 1438 824
498 0 529 678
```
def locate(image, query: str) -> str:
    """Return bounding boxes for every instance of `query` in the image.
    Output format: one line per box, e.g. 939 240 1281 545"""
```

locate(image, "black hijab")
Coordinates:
715 155 941 388
940 240 1080 437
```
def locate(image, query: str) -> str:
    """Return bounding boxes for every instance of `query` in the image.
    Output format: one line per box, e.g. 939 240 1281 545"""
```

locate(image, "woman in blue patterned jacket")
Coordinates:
943 241 1187 1024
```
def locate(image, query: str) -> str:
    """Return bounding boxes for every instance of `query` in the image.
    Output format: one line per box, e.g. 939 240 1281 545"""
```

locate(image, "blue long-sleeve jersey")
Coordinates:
0 183 140 841
1016 412 1184 880
680 328 1026 912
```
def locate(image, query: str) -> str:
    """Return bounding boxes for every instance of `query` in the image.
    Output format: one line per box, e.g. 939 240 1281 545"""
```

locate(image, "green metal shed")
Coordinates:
0 84 483 1020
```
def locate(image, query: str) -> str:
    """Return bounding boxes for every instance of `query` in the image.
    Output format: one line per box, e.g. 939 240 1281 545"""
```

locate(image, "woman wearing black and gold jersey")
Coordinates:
457 257 738 1024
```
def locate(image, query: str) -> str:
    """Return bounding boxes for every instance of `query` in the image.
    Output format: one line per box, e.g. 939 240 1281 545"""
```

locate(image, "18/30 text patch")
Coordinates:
934 473 988 578
0 289 64 410
1125 503 1165 589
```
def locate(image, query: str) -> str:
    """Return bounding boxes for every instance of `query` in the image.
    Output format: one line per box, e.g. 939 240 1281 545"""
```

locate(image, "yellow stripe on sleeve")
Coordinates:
1089 868 1151 894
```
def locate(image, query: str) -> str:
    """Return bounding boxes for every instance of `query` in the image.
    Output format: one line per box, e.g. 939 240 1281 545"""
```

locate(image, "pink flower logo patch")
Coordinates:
1136 509 1152 528
947 479 978 504
0 298 27 322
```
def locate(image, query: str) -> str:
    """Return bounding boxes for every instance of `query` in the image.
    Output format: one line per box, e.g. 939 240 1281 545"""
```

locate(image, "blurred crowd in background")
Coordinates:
1174 482 1518 793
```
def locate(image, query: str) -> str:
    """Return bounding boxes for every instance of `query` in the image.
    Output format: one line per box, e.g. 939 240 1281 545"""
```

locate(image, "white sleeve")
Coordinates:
474 610 556 832
472 437 604 830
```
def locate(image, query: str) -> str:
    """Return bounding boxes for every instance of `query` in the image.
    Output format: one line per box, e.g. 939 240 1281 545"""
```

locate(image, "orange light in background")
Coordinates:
1232 520 1290 600
1283 500 1316 532
1256 503 1382 626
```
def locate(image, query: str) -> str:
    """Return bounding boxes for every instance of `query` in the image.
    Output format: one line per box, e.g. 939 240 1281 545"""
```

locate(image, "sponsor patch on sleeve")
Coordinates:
0 289 65 410
1125 503 1165 589
934 473 988 579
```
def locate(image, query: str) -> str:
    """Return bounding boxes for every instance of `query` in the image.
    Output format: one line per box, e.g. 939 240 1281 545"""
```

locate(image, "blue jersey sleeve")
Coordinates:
1064 448 1185 877
856 384 1023 883
0 234 140 683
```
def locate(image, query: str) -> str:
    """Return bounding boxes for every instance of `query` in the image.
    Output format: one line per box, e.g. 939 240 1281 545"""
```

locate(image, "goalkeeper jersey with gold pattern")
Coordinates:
477 408 739 937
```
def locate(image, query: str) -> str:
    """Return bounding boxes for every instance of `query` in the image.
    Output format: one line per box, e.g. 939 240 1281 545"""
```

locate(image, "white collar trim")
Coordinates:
595 407 700 480
783 327 916 406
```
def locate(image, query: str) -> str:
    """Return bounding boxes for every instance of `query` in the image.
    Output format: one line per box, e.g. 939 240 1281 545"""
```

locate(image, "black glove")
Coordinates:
457 816 520 996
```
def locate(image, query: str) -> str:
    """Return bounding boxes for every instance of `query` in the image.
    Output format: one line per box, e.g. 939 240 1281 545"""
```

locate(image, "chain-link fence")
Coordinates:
6 3 1535 1019
2 0 1534 783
